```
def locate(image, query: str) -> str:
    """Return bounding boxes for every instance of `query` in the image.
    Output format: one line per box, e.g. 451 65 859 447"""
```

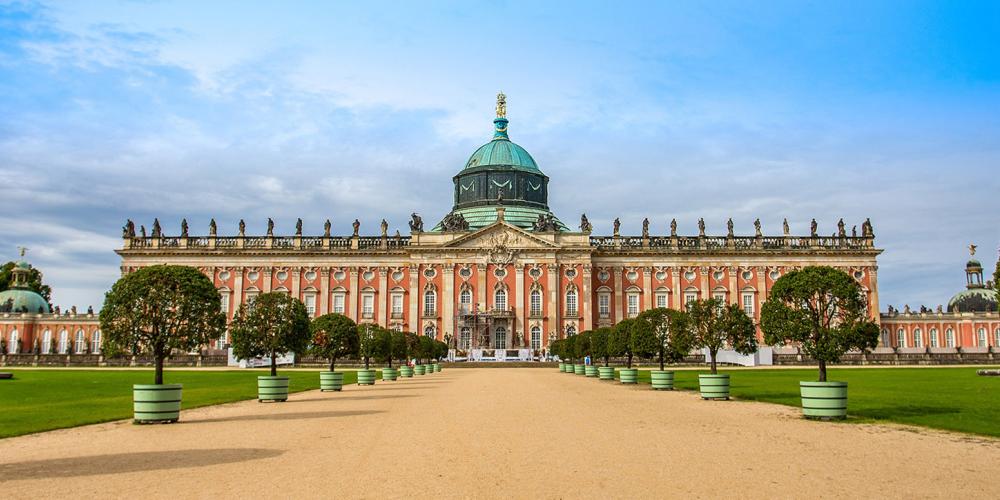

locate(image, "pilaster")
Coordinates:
442 266 454 340
379 267 389 327
613 267 623 323
349 267 359 322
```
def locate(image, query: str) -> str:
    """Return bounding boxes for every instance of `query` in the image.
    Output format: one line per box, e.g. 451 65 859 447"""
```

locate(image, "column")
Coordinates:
514 265 524 342
291 267 301 299
477 264 487 309
233 267 244 313
547 263 559 336
349 267 359 322
613 267 623 323
319 267 330 315
378 267 389 327
728 267 738 306
671 267 681 309
582 264 593 333
699 266 709 299
442 266 454 340
642 267 652 311
408 265 419 331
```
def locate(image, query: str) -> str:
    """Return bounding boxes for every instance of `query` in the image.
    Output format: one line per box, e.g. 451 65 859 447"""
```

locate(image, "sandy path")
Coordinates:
1 368 998 499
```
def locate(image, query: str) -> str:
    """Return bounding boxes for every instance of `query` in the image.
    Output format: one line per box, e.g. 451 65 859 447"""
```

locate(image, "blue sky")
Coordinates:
1 0 998 310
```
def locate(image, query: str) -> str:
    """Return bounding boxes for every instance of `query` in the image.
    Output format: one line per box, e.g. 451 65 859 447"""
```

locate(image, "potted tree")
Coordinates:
309 313 359 392
377 328 407 381
100 265 224 423
761 266 879 419
400 332 417 377
589 327 614 380
562 335 577 374
420 335 435 374
356 323 380 385
633 308 692 390
575 330 595 376
688 298 758 400
609 319 638 384
551 338 566 372
230 292 311 402
432 340 446 372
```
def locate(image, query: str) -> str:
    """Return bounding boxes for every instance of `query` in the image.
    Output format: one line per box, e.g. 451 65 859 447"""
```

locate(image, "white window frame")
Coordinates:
913 328 922 348
977 328 987 347
530 326 541 350
946 328 955 348
494 288 507 312
929 328 939 348
530 289 542 316
655 291 668 309
626 292 639 318
742 292 755 317
391 293 404 317
494 326 507 349
361 292 375 319
42 329 52 353
684 291 698 310
598 293 610 318
459 289 472 314
896 328 906 348
995 328 1000 347
91 330 102 354
75 330 85 354
423 290 436 316
304 293 317 316
7 330 18 354
459 327 472 349
58 330 68 354
220 292 230 316
565 289 578 316
332 292 346 314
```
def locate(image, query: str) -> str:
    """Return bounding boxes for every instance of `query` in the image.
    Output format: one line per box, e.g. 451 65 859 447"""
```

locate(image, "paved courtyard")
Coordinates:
1 368 998 499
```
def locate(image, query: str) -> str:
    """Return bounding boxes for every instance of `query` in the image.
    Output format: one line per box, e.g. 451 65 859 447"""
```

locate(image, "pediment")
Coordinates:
443 222 559 251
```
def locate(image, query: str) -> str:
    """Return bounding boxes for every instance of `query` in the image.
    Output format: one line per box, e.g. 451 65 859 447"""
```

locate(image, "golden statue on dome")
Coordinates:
496 91 506 118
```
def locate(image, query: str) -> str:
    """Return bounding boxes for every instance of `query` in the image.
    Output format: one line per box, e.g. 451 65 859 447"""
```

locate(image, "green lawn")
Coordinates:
618 366 1000 437
0 369 367 439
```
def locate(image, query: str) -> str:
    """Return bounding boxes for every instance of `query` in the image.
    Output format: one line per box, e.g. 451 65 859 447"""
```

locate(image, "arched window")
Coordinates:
929 328 938 348
565 289 577 316
945 328 955 348
75 330 85 354
977 328 987 347
880 328 889 346
42 329 52 354
995 328 1000 347
566 325 577 337
58 330 68 354
896 329 906 348
423 289 436 316
530 289 542 316
913 328 922 348
459 327 471 349
459 289 472 314
494 326 507 349
91 330 102 354
424 325 436 338
530 326 541 350
494 288 507 311
7 329 18 354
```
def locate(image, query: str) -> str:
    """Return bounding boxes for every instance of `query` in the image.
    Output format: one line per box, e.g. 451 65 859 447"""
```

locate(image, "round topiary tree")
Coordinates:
608 318 636 368
632 307 692 390
309 313 359 372
230 292 311 377
356 323 381 370
688 298 757 400
100 265 225 422
590 327 611 366
761 266 880 418
100 265 224 384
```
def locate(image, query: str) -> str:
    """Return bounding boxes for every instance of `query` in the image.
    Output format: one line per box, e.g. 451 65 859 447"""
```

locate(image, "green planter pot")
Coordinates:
133 384 182 424
257 376 289 402
400 366 414 378
382 367 398 381
573 364 585 375
563 363 574 373
597 366 615 380
800 381 848 419
619 368 639 384
415 364 427 375
650 370 675 390
558 362 566 372
357 369 377 385
698 374 730 400
319 371 344 392
433 363 442 372
584 365 598 377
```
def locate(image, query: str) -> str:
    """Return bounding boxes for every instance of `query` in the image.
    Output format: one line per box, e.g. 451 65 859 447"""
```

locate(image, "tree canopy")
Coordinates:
573 330 593 361
309 313 359 371
229 292 311 377
761 266 879 382
0 261 52 306
99 265 225 384
608 318 637 368
589 327 612 366
688 298 758 374
632 307 693 371
357 323 381 370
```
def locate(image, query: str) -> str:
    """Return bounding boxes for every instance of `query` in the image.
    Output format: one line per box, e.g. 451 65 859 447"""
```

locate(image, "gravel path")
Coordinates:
1 368 998 499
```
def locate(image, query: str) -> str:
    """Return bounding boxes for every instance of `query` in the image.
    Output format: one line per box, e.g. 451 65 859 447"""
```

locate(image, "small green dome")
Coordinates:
462 118 540 173
14 260 29 270
947 288 997 313
0 288 50 314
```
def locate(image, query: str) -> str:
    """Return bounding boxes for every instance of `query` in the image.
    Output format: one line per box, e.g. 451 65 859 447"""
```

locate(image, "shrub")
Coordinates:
632 308 693 371
357 323 382 370
309 313 359 371
589 327 612 366
573 330 593 362
608 318 637 368
688 299 757 374
229 292 311 377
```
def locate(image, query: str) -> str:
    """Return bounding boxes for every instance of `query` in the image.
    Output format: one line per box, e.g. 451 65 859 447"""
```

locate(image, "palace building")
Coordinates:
2 94 996 363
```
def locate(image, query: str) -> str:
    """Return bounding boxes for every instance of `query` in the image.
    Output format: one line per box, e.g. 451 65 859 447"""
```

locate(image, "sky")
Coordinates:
1 0 998 311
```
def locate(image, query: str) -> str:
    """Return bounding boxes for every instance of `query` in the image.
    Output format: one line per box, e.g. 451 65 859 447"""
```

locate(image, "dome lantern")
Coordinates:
0 247 51 314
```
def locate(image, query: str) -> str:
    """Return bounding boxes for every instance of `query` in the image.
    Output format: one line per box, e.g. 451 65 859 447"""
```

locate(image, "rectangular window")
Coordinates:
946 329 955 347
530 328 541 350
530 292 542 316
598 294 610 318
220 293 230 316
566 293 577 316
914 331 923 348
930 330 939 348
423 293 436 316
656 293 668 309
742 293 754 317
304 294 316 316
362 294 374 318
627 294 639 318
332 294 345 314
391 294 403 317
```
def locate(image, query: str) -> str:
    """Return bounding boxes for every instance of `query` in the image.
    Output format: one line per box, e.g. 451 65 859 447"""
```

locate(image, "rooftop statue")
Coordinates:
579 214 592 233
324 219 332 237
266 218 274 236
151 218 161 238
408 213 424 232
440 212 469 231
642 218 650 238
180 218 189 238
754 218 762 237
810 218 818 237
613 218 621 237
381 219 389 237
295 218 303 236
862 218 874 238
209 218 217 237
838 218 846 237
533 213 559 232
852 225 857 238
238 219 246 237
123 219 135 238
670 218 677 237
140 225 146 238
783 218 790 236
352 219 361 237
727 218 734 238
698 218 705 237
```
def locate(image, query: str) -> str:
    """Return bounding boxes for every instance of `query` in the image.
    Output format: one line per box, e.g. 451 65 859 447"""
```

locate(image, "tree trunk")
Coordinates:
388 357 393 369
364 356 370 370
329 358 335 372
710 348 718 374
819 359 827 382
270 352 277 377
659 349 665 371
627 353 633 369
604 356 609 367
154 355 164 385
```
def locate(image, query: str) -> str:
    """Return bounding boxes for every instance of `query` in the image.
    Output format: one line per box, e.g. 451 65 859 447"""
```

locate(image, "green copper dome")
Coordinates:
947 288 997 313
462 118 540 173
0 288 50 314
